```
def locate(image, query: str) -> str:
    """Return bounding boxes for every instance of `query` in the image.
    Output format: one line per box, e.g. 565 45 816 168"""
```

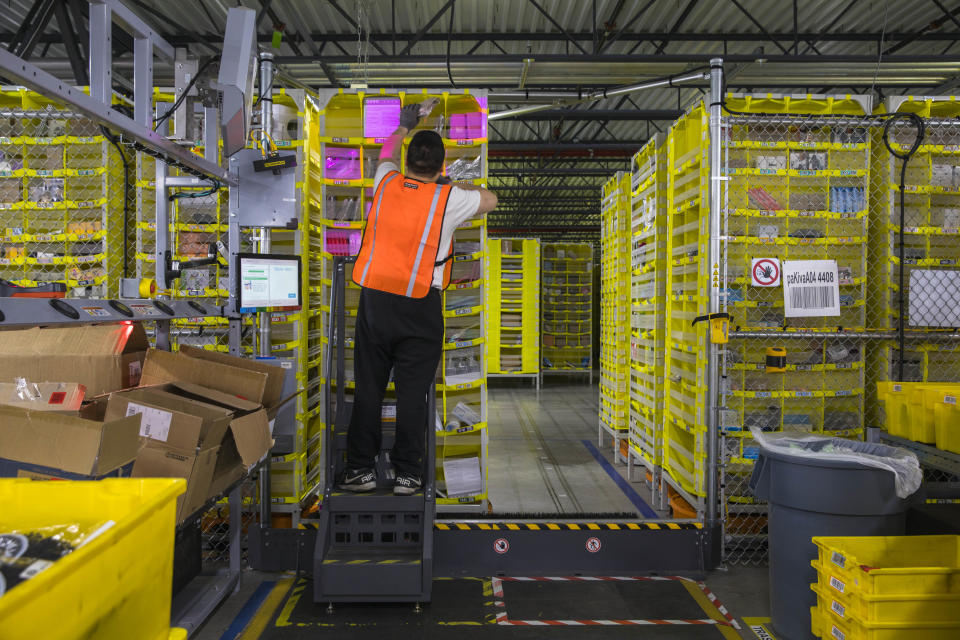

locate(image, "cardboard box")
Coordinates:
0 323 148 396
0 403 141 480
140 348 269 406
178 345 287 417
0 381 85 412
109 383 272 521
132 376 272 493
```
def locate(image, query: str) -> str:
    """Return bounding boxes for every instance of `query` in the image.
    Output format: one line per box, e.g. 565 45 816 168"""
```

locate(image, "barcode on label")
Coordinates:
831 600 846 618
831 625 846 640
829 576 845 593
789 286 834 309
831 551 846 568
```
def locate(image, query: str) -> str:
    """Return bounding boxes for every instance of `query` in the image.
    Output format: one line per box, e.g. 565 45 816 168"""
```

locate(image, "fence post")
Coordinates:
705 57 725 566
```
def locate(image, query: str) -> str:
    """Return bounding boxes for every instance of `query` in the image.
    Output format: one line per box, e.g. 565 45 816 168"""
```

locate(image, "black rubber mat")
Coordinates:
499 579 707 620
261 577 732 639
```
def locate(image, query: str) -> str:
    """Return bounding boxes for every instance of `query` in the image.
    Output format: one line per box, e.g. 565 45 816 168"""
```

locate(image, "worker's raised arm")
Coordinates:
377 104 421 168
453 182 498 215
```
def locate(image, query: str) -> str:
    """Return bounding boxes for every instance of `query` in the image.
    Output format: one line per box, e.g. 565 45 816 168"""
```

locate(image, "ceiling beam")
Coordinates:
493 109 681 121
490 142 645 152
41 30 960 48
490 169 615 176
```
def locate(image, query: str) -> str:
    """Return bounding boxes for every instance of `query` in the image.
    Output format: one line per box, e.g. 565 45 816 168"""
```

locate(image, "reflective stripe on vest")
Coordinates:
353 171 453 298
358 172 399 287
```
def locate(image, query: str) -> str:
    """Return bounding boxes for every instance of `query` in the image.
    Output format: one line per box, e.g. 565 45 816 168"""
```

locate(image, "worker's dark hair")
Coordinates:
406 130 445 176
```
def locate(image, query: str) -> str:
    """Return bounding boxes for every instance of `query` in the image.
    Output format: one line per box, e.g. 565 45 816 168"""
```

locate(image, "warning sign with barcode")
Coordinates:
782 260 841 318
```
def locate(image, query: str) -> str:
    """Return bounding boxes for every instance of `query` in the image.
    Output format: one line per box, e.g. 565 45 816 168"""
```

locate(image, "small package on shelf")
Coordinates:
324 147 360 180
446 156 482 180
755 155 787 171
790 151 826 171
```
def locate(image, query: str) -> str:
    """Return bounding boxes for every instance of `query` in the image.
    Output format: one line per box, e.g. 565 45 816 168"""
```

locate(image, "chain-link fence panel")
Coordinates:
0 106 125 298
717 99 960 566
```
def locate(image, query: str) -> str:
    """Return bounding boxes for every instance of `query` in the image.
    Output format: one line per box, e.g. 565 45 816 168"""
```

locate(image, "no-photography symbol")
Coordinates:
494 538 510 554
752 258 780 287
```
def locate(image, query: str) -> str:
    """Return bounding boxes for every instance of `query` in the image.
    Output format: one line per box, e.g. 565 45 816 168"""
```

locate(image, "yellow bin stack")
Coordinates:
810 535 960 640
877 381 960 451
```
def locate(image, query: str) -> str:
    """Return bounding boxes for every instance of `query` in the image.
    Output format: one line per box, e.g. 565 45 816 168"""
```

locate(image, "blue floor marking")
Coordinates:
581 439 659 518
218 580 276 640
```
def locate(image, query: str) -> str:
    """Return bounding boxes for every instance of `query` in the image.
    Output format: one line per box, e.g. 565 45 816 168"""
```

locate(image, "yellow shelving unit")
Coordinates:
628 135 668 503
867 96 960 427
486 237 540 388
599 172 631 461
312 88 490 512
136 89 319 511
720 92 873 565
541 242 593 380
664 101 711 510
0 89 124 296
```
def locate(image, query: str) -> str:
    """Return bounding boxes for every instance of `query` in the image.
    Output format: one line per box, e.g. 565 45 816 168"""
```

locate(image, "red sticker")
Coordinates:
48 392 66 405
586 537 602 553
493 538 510 554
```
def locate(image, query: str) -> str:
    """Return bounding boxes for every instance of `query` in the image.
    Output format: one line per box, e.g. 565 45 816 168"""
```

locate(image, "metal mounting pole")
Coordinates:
705 57 724 565
256 52 275 529
257 52 274 359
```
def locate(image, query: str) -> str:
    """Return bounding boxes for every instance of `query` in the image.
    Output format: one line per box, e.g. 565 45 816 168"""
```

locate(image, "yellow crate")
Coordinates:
812 579 960 624
0 478 185 640
934 393 960 454
813 536 960 597
878 382 960 444
811 603 960 640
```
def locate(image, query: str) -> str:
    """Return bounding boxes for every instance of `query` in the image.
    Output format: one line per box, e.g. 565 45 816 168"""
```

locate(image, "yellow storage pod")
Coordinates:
600 171 632 455
0 478 185 640
629 135 668 486
486 237 540 377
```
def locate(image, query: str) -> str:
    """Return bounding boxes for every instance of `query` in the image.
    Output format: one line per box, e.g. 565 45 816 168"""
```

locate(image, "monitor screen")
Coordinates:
363 97 401 139
237 254 302 313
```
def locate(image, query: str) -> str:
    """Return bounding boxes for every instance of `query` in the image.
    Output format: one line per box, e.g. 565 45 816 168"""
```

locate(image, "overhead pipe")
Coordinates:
488 68 710 121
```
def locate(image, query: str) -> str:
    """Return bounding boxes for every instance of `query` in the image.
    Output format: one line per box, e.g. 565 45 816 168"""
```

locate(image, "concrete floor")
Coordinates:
192 381 771 640
487 383 650 515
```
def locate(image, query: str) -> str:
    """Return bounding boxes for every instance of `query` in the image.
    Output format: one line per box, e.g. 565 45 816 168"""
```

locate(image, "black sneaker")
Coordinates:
338 467 376 492
394 474 422 496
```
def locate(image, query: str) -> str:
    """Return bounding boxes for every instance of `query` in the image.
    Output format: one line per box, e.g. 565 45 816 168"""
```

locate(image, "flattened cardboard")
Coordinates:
0 404 141 478
133 445 220 522
180 345 285 409
0 323 147 395
104 387 233 452
140 349 268 404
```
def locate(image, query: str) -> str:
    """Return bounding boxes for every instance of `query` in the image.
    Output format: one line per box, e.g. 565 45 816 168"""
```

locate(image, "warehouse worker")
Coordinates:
340 103 498 495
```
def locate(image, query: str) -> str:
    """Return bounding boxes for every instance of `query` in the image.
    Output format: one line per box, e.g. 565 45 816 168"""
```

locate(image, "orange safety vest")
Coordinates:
353 170 454 297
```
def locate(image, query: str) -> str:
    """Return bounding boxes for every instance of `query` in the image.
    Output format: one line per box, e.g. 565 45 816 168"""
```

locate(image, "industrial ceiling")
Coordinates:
4 0 960 236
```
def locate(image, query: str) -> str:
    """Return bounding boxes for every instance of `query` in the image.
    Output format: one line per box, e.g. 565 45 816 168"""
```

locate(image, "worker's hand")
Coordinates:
436 175 452 185
399 104 421 130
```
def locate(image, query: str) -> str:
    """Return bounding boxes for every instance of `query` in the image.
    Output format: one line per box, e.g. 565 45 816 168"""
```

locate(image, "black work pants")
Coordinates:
346 286 443 477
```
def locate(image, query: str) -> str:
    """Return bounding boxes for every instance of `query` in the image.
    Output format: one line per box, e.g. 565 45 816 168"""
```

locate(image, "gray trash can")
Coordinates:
749 436 920 640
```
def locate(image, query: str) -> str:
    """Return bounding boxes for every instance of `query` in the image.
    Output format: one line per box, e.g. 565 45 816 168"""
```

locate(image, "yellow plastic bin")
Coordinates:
934 392 960 454
877 382 911 439
910 384 960 444
811 602 960 640
813 535 960 596
0 478 186 640
811 577 960 623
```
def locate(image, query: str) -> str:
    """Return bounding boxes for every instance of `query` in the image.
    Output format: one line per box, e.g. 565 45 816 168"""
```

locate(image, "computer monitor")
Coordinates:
236 253 302 313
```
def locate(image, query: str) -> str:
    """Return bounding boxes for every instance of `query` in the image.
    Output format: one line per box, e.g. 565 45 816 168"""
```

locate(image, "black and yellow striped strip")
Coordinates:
434 522 702 531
